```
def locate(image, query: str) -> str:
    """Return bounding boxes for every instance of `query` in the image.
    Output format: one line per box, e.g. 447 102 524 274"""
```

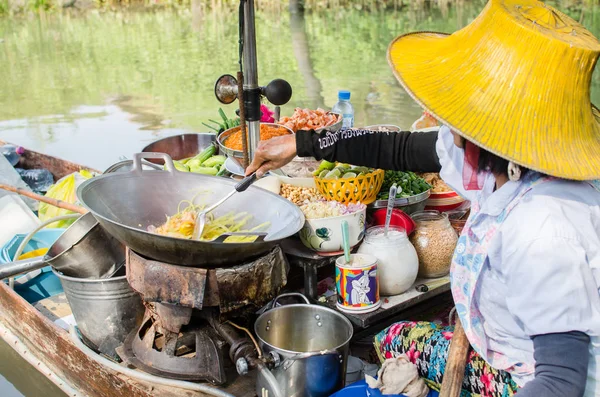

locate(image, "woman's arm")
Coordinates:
246 128 441 177
517 332 589 397
505 234 599 397
295 128 441 172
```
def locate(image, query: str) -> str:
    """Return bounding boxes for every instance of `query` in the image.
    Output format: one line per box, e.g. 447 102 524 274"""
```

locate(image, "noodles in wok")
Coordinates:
148 198 270 243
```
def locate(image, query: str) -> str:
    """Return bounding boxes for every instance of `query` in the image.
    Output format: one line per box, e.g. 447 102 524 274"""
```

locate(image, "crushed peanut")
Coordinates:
409 225 457 278
279 184 323 206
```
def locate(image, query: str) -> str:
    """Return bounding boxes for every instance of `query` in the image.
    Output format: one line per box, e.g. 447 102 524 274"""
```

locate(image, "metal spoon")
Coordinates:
384 184 397 237
192 173 258 240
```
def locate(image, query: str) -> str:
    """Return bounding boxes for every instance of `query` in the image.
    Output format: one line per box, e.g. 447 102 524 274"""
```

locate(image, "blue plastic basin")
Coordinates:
330 379 439 397
0 229 66 303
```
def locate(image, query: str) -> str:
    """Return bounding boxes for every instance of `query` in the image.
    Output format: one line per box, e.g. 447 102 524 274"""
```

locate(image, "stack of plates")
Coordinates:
224 157 245 176
425 191 466 212
276 174 316 188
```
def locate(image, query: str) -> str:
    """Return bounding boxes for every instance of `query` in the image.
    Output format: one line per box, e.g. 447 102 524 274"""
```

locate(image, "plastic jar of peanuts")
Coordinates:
409 210 458 278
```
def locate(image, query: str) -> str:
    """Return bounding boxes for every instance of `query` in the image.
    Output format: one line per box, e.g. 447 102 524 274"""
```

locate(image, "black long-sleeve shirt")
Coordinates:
519 332 589 397
294 128 590 397
295 128 441 172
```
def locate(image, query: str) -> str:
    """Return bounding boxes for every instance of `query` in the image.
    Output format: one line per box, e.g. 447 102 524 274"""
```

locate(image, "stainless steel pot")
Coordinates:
0 212 125 280
368 189 431 215
254 293 353 397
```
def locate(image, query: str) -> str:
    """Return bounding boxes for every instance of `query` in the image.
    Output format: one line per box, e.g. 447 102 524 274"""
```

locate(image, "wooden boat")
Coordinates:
0 144 258 397
0 142 455 397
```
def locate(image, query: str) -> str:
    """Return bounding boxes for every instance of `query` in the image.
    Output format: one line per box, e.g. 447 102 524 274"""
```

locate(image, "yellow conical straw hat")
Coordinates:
388 0 600 180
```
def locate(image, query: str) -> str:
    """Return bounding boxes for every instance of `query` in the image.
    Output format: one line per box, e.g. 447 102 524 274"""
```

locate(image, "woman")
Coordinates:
247 0 600 396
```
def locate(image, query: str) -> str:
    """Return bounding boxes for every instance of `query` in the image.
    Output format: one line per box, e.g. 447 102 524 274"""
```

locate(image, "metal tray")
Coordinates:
368 189 431 209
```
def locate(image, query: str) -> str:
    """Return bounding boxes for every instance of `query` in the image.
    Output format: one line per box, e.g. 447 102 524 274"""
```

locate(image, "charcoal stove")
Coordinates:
117 246 289 385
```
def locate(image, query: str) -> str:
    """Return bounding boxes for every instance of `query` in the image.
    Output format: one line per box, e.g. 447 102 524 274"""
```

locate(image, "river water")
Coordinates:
0 339 65 396
1 0 600 395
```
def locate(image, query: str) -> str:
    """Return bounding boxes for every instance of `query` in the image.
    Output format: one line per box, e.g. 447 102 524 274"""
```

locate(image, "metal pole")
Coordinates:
237 71 249 169
243 0 261 161
303 264 318 300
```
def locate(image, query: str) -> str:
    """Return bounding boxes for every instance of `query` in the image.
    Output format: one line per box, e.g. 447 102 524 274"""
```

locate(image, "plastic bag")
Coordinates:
38 170 93 228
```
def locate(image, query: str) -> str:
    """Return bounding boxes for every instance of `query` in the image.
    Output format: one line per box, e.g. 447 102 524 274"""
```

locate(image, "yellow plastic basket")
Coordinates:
314 169 385 205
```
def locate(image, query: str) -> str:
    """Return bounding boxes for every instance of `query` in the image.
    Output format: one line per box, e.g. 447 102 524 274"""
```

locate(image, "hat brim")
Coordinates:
388 31 600 180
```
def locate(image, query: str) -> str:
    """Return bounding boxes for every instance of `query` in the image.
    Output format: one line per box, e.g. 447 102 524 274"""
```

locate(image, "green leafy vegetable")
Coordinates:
203 108 241 133
378 171 431 199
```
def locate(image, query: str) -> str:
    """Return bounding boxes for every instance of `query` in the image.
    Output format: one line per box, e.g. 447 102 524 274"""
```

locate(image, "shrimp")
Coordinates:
276 108 341 132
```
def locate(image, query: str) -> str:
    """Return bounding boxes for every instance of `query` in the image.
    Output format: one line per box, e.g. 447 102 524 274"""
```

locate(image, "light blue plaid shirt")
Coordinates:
436 126 600 394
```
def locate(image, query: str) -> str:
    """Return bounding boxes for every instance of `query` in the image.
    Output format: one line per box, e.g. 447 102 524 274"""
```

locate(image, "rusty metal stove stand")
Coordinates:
118 305 262 385
126 246 289 317
119 246 289 384
119 310 229 384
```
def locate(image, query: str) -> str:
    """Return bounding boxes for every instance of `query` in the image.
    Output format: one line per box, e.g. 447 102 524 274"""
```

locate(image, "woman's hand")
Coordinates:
245 134 297 177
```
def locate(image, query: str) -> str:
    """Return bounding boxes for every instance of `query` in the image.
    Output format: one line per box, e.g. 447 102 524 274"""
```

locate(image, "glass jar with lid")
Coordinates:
357 226 419 295
409 210 458 278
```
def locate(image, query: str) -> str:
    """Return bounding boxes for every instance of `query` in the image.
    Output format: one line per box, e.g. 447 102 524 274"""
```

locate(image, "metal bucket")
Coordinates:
254 293 353 397
53 267 145 358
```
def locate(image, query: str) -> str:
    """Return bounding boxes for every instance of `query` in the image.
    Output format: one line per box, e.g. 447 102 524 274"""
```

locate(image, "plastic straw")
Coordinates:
341 220 350 264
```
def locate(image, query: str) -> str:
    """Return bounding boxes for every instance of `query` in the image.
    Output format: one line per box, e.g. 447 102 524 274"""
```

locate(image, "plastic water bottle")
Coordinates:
1 145 25 166
332 90 354 128
16 168 55 194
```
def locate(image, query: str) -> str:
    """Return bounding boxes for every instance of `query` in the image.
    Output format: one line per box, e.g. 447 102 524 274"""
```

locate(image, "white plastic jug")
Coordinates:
0 195 40 249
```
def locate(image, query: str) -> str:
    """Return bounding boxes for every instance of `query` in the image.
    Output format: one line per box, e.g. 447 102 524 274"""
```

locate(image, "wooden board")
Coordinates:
283 237 452 329
322 277 451 328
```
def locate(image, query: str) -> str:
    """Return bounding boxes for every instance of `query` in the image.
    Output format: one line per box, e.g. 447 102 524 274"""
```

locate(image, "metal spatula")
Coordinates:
192 173 258 240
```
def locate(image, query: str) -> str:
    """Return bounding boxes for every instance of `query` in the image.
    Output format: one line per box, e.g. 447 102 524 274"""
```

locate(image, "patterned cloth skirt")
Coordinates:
374 321 519 397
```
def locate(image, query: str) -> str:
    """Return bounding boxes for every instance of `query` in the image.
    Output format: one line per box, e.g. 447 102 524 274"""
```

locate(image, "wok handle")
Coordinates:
235 172 257 192
132 152 176 174
0 257 47 281
212 232 267 243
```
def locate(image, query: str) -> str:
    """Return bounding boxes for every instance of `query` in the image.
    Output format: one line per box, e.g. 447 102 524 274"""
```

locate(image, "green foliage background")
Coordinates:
1 0 600 130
